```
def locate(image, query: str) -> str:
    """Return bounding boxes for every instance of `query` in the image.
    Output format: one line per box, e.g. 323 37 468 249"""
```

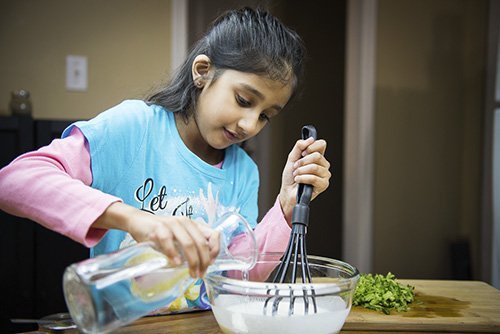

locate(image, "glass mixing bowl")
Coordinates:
204 253 359 334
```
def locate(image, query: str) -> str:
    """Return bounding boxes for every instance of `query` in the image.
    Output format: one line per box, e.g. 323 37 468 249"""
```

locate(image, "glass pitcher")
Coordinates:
62 212 257 334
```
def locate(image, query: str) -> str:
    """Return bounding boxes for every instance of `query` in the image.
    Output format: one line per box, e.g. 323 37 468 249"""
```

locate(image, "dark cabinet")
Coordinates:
0 116 88 333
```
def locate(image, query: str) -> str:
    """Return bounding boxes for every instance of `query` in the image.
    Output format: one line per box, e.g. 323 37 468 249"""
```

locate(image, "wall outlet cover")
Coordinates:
66 55 88 91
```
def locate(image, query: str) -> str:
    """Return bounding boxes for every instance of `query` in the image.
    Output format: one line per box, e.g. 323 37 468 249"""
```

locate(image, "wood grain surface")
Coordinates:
115 311 221 334
343 279 500 333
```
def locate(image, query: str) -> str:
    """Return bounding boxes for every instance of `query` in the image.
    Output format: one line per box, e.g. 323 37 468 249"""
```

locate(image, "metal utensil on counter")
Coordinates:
11 313 76 331
263 125 318 316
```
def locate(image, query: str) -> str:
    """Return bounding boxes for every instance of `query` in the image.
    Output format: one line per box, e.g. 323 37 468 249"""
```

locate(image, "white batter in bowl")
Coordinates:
204 253 359 334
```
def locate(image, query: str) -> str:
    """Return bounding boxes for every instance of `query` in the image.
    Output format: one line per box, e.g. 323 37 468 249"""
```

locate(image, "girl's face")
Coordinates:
194 69 294 151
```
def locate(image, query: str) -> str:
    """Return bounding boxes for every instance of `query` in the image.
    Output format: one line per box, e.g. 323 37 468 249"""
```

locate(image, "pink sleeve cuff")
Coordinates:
242 197 291 282
254 196 291 254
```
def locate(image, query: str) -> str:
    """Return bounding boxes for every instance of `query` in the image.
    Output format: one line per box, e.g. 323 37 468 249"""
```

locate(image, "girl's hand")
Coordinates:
93 202 220 278
278 137 331 224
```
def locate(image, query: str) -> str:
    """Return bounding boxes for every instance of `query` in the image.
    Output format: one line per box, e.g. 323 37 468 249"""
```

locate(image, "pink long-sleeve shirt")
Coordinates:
0 127 291 255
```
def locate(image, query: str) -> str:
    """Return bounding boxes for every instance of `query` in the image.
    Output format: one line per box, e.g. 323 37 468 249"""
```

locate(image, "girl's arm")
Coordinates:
0 127 118 246
0 128 218 278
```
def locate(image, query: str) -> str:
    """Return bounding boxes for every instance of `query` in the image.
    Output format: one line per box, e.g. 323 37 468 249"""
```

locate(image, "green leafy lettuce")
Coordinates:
353 272 415 314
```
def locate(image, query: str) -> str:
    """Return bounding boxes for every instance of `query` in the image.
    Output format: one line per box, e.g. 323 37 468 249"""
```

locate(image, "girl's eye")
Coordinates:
236 95 251 107
259 113 270 122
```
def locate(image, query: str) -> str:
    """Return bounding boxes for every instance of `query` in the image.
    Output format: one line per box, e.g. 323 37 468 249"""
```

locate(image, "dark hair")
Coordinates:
147 7 306 120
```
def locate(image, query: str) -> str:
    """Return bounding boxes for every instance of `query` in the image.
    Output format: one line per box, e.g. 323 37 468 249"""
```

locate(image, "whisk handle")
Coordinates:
292 125 317 226
298 125 317 205
302 125 317 142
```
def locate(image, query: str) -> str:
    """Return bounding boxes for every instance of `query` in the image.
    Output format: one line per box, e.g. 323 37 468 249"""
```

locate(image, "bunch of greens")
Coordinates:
353 272 415 314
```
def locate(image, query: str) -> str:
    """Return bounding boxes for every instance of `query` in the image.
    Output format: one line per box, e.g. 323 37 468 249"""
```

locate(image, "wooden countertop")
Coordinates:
343 279 500 333
28 280 500 334
115 311 219 334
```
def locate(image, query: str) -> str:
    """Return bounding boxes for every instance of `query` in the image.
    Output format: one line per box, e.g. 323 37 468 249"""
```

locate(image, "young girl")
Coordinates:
0 7 331 313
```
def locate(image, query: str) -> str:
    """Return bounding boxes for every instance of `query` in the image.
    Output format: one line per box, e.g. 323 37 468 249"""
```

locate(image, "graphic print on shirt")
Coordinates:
119 178 239 250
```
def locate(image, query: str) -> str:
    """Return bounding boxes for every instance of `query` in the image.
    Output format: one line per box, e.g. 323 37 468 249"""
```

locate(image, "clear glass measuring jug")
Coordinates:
62 212 257 334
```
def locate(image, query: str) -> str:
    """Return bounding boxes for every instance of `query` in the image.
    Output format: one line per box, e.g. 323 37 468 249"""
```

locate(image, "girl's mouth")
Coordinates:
223 128 240 142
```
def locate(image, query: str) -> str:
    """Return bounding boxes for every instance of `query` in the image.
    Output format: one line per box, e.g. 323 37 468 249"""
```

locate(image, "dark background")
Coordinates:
0 117 88 333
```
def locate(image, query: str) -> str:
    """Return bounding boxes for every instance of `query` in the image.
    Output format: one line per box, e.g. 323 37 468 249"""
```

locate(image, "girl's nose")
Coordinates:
237 114 259 136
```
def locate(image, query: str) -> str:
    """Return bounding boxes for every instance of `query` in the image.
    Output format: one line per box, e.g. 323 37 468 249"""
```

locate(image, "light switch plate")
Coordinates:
66 55 88 91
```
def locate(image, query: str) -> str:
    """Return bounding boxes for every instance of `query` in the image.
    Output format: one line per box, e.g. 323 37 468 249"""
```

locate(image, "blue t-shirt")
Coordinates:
62 100 259 313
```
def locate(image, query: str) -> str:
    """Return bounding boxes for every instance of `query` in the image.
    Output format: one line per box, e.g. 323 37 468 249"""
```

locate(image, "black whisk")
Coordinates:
264 125 318 316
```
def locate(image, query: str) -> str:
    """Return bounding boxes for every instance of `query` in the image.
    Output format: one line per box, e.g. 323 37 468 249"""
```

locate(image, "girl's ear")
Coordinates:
192 54 211 87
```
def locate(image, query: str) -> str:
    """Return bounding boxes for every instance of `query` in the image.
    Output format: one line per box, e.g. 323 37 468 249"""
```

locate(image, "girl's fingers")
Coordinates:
293 174 330 198
293 163 331 180
294 152 330 171
208 231 221 260
279 136 331 219
183 219 212 276
293 173 330 188
164 218 202 278
149 223 183 267
292 139 331 200
193 220 221 261
193 219 213 239
288 137 315 162
301 139 327 156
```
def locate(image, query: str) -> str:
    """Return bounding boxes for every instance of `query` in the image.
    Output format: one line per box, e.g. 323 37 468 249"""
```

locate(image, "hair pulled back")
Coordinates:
147 7 305 120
